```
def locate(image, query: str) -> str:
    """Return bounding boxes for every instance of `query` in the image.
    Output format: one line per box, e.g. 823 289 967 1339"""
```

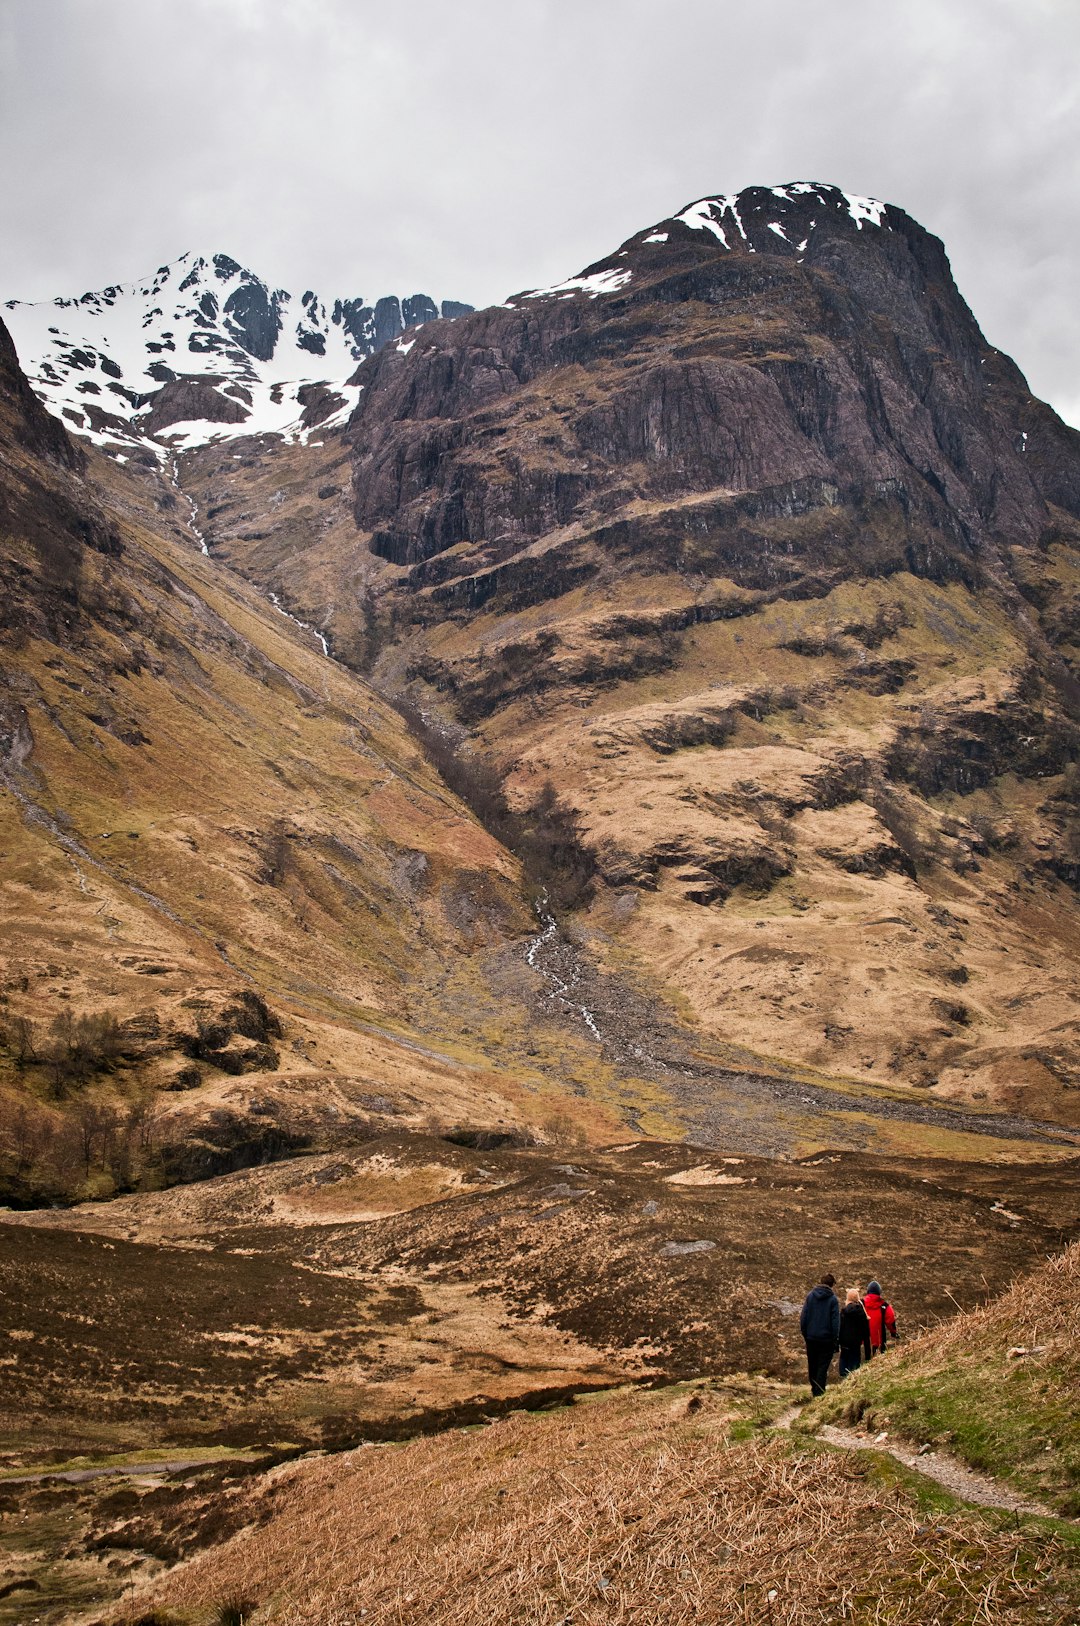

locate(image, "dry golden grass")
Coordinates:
907 1239 1077 1361
145 1384 1079 1625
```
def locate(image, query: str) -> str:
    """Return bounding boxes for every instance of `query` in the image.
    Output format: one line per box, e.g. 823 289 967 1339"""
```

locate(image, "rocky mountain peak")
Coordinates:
641 181 892 254
3 251 474 458
504 182 957 316
343 174 1079 580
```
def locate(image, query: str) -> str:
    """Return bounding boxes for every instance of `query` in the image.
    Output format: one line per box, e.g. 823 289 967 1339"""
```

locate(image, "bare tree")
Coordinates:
73 1099 113 1178
44 1009 124 1096
5 1104 45 1176
47 1120 81 1187
11 1014 37 1066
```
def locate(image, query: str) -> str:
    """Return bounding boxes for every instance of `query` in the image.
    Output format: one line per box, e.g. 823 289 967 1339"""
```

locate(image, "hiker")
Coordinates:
838 1286 872 1377
863 1280 898 1354
799 1272 840 1396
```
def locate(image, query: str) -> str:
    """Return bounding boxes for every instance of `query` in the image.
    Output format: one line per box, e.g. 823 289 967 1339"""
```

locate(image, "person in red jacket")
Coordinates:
863 1280 898 1353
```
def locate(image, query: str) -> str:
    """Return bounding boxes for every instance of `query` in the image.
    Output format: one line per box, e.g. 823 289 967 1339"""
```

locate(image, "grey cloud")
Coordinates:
1 0 1078 422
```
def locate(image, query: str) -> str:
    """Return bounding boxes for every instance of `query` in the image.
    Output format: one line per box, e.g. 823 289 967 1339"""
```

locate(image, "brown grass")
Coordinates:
891 1238 1076 1366
144 1384 1078 1625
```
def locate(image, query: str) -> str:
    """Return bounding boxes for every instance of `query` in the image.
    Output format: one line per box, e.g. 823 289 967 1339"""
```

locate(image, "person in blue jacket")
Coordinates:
799 1272 840 1396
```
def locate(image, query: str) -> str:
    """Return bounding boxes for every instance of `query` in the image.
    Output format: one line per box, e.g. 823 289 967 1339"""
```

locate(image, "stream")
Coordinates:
525 894 604 1042
168 458 331 655
168 456 208 555
267 590 331 657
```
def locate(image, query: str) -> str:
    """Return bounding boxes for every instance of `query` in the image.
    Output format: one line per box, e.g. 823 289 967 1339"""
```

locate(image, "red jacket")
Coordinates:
863 1291 897 1350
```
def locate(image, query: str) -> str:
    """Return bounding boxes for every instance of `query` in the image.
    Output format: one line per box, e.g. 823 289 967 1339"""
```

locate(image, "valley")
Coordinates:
3 1130 1078 1622
2 181 1080 1623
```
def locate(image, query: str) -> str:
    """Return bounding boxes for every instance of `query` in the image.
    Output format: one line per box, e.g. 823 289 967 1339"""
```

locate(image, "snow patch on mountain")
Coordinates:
671 182 890 249
4 252 471 458
502 183 892 317
518 267 634 302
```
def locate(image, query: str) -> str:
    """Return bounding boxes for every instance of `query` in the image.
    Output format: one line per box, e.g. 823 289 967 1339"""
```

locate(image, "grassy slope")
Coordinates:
0 443 639 1199
139 1378 1080 1626
814 1239 1080 1515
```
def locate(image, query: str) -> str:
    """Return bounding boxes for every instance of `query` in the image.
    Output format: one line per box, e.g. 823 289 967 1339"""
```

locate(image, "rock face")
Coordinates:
137 376 252 437
3 252 474 456
344 183 1076 583
0 315 122 643
0 315 80 470
176 182 1080 1124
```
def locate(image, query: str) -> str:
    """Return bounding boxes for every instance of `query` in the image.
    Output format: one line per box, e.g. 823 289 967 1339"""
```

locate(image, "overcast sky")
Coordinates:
2 0 1078 424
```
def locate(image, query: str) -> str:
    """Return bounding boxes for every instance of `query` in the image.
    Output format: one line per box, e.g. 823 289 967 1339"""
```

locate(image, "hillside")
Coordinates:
0 310 630 1207
117 1259 1080 1625
172 182 1080 1128
3 1138 1078 1621
141 1396 1080 1625
9 286 1079 1216
816 1238 1080 1516
5 1133 1075 1465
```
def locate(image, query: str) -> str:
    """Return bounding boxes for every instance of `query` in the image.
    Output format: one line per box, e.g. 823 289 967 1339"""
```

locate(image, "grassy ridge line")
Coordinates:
813 1240 1080 1515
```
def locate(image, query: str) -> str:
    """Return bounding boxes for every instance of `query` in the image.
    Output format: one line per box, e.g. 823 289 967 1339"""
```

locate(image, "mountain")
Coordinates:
0 302 628 1208
3 195 1080 1626
3 251 473 458
172 182 1080 1125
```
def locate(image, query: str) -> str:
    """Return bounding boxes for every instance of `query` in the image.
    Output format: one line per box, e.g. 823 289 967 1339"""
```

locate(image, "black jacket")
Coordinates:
839 1301 872 1360
799 1284 840 1344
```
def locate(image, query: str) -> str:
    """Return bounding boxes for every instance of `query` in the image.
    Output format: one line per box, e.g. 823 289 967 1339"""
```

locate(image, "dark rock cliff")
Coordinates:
0 316 123 642
343 182 1080 624
0 316 82 471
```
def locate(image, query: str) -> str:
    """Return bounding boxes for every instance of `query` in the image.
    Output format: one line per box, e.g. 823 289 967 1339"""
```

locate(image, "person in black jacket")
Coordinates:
838 1286 872 1377
799 1272 840 1396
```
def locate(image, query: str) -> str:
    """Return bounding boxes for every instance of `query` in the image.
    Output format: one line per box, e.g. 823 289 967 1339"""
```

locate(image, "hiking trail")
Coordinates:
774 1404 1058 1519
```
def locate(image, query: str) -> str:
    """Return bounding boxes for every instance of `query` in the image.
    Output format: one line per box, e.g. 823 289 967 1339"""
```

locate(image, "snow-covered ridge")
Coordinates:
519 267 634 302
507 182 892 309
671 182 888 250
4 251 472 458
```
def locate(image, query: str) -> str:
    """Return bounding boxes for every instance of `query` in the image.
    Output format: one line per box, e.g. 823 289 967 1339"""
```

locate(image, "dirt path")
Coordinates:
817 1423 1058 1517
772 1405 1056 1518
